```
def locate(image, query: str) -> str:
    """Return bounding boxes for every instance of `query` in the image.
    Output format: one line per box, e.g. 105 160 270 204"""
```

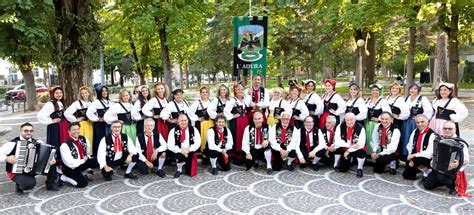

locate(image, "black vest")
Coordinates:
346 98 360 115
275 123 294 150
211 127 228 149
412 128 435 154
376 124 398 151
64 136 88 159
248 124 269 148
305 93 317 112
339 122 363 143
323 93 338 112
153 97 167 116
435 98 455 120
104 133 129 165
406 96 424 117
137 132 161 157
5 137 38 173
216 98 226 114
389 96 401 115
173 126 195 148
366 98 383 119
320 127 335 147
299 127 320 149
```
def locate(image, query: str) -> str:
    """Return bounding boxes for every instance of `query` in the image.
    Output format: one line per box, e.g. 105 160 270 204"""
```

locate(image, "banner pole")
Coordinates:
249 0 252 16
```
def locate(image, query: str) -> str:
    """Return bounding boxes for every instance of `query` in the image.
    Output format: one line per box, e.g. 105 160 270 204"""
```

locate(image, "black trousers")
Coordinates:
423 171 455 190
299 145 317 163
101 158 127 179
207 150 231 171
13 164 58 191
176 151 196 176
272 149 297 171
373 154 398 173
245 147 271 170
135 151 165 175
63 159 96 188
335 148 366 172
402 157 431 180
315 148 336 166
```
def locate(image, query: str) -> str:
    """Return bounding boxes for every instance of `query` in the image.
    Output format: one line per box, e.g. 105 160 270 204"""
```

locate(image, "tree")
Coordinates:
0 0 54 110
52 0 101 105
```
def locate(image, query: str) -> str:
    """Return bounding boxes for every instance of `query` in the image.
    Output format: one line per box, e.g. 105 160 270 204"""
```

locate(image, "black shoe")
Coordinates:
300 163 307 169
124 173 138 180
84 175 94 182
356 169 363 178
449 189 458 196
156 169 166 178
267 168 273 175
334 166 340 172
174 171 182 178
15 184 23 194
46 184 59 191
254 163 259 168
390 168 397 175
312 164 319 171
211 168 218 175
104 176 113 181
287 164 294 172
57 179 64 188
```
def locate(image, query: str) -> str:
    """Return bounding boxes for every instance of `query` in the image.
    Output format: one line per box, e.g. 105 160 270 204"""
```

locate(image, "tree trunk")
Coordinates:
130 40 144 85
18 57 37 111
110 66 115 85
433 32 448 92
156 20 172 90
365 31 376 86
405 26 416 96
185 62 190 89
53 0 97 106
447 11 460 96
179 63 184 88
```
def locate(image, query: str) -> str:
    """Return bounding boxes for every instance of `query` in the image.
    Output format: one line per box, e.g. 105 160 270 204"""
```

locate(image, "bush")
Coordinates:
0 86 14 95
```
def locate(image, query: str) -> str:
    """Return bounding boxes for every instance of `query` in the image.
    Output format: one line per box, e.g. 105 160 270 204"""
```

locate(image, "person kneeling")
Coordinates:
135 119 167 177
167 114 201 178
333 113 366 178
206 115 233 175
370 112 400 175
242 112 273 175
269 112 299 171
97 120 140 181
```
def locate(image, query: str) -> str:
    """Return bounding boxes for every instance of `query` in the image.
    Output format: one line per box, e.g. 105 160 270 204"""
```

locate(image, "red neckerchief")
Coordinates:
146 133 153 161
381 124 390 146
256 125 263 145
253 87 260 103
180 127 186 143
70 137 84 159
328 128 334 147
306 128 313 152
280 126 288 143
347 126 354 143
216 127 224 143
112 134 122 153
416 127 429 153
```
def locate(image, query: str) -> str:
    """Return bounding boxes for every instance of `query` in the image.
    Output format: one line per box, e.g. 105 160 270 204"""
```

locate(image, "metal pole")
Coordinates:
249 0 252 16
100 45 105 85
359 48 363 88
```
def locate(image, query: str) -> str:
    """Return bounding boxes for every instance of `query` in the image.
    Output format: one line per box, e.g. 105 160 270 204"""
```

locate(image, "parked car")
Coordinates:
5 83 48 101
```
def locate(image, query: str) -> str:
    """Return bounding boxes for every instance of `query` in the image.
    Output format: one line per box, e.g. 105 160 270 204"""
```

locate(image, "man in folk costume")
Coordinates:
312 115 337 171
423 121 470 196
370 112 400 175
245 75 270 124
206 115 233 175
167 114 201 178
135 119 167 178
60 122 96 188
242 111 274 175
403 114 436 180
97 120 140 181
333 113 366 178
269 112 299 171
292 116 326 171
0 123 59 193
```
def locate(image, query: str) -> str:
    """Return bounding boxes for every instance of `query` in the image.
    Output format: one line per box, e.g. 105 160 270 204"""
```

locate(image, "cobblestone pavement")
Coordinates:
0 112 474 214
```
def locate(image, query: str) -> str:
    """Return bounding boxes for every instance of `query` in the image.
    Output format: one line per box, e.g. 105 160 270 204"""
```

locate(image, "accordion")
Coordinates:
196 109 210 120
12 140 56 175
74 108 88 120
117 112 133 125
432 137 465 178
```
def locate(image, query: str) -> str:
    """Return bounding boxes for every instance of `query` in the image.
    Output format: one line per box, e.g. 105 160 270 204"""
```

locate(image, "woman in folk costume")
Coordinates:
86 84 112 157
224 82 249 163
364 83 391 156
37 87 69 155
302 79 324 126
385 82 409 129
142 82 170 140
65 86 94 155
318 79 346 128
429 82 468 137
287 86 309 129
401 83 433 157
208 84 231 125
267 87 292 126
190 86 214 156
104 89 137 144
132 85 151 135
345 82 367 126
160 88 198 128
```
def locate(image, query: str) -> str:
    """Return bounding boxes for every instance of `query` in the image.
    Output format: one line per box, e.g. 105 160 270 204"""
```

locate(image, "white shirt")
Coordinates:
370 124 400 155
406 128 435 159
268 98 292 119
334 124 366 153
303 92 324 116
131 99 148 121
142 97 169 118
160 100 198 124
135 133 167 162
322 93 346 116
366 97 392 117
268 124 298 152
432 97 468 122
190 99 211 119
244 87 270 109
65 100 91 122
60 136 91 169
104 102 133 125
86 99 112 122
290 127 326 159
207 127 234 152
224 97 247 120
207 97 230 120
37 101 65 125
386 95 410 120
0 137 44 163
404 95 433 120
167 127 201 154
346 97 368 121
288 98 309 121
241 125 270 154
97 134 136 169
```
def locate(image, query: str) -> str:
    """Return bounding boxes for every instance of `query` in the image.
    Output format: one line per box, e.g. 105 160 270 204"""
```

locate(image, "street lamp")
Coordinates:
356 39 365 88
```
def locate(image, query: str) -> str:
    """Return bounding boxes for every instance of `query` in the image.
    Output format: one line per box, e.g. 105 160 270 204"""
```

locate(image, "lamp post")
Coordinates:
356 39 365 88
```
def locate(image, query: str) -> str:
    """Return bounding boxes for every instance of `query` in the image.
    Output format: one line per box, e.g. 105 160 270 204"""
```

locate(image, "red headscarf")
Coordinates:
323 79 336 91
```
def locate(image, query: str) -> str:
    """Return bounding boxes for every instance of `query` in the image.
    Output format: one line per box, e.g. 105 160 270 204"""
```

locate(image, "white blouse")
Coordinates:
86 99 112 122
65 100 91 123
37 101 65 125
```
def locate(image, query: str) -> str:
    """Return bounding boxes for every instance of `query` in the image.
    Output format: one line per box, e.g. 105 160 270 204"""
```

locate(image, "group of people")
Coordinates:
0 76 470 197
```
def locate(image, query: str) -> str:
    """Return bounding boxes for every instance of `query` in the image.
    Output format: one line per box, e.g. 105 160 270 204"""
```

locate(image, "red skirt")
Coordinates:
156 118 170 141
231 116 249 152
59 119 69 144
318 112 330 129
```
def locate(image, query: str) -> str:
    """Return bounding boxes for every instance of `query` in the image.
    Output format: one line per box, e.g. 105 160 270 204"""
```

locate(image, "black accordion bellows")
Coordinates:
432 137 467 178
